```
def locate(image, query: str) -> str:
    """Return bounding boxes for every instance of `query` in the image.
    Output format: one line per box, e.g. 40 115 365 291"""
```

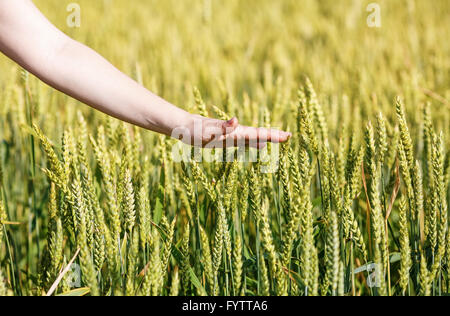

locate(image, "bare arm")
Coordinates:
0 0 291 147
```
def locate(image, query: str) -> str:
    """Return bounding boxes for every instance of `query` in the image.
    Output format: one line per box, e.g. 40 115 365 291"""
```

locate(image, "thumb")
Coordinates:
222 117 239 135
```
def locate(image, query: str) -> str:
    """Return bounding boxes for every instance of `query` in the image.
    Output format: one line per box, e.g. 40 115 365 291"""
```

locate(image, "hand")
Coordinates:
175 115 292 148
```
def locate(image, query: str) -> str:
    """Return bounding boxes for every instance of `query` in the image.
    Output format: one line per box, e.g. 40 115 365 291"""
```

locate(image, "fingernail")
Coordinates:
226 117 238 127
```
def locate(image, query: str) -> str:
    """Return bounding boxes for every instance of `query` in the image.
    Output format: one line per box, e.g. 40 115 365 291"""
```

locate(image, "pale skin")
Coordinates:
0 0 291 148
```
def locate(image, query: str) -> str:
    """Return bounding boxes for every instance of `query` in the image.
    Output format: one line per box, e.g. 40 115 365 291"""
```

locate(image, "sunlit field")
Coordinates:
0 0 449 296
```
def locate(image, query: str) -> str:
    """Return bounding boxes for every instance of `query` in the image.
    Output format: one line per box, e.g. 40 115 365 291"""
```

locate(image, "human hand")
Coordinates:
175 115 292 148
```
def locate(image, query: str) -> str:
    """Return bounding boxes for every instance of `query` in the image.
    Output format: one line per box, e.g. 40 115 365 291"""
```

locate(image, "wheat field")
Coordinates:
0 0 449 296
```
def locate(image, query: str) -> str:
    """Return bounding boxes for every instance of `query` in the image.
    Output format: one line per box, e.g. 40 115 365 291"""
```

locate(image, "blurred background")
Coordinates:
1 0 449 126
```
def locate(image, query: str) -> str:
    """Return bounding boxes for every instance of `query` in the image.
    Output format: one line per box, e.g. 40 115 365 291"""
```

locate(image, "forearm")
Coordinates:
0 0 191 136
0 0 291 147
41 39 192 136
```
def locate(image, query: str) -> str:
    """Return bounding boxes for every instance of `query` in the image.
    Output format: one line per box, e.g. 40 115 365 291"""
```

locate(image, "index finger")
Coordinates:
238 126 292 144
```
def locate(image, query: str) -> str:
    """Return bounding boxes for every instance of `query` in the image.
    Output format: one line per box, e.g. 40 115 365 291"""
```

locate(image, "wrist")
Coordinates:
163 112 199 139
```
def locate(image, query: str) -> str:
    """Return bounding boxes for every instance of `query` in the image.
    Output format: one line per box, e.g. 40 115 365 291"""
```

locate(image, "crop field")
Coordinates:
0 0 449 296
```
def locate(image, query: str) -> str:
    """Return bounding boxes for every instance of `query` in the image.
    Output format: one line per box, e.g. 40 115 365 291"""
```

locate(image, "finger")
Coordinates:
239 126 291 143
205 133 243 148
204 125 291 148
221 117 239 135
259 128 291 143
204 134 259 149
203 117 238 142
247 141 267 149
